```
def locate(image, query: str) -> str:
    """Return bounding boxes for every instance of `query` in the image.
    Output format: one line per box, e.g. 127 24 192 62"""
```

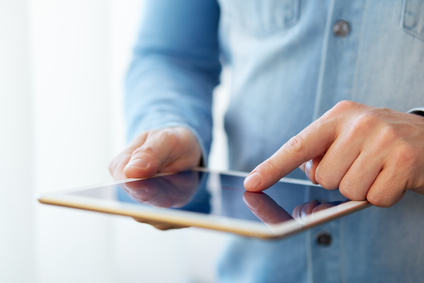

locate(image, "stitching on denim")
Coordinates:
226 0 300 38
401 0 424 42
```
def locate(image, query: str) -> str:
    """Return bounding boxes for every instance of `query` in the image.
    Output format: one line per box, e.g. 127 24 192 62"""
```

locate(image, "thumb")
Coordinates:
123 128 201 179
123 142 163 179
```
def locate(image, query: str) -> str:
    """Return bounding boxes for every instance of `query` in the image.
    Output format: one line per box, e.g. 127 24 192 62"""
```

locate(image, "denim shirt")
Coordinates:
126 1 424 282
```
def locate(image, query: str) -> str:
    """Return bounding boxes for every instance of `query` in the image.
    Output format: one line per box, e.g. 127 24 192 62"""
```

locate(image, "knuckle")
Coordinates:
338 185 351 199
339 183 362 201
330 100 357 115
315 170 337 190
132 145 153 158
366 191 390 208
320 100 359 123
156 129 182 153
285 135 305 154
136 131 148 140
353 113 401 146
335 100 356 111
379 124 399 141
159 129 176 142
393 143 417 168
130 145 162 170
130 132 148 147
356 112 377 127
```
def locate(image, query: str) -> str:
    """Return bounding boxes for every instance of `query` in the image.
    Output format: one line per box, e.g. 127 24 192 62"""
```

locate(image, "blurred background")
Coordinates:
0 0 230 282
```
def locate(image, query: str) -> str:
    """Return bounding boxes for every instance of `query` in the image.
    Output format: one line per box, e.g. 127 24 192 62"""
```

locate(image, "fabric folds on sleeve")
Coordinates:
125 0 222 165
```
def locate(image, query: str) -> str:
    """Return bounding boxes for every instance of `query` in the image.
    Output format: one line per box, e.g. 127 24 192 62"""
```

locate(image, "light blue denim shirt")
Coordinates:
126 1 424 282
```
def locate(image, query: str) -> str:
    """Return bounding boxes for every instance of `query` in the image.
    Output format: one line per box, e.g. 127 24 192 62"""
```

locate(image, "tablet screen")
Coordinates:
69 170 353 227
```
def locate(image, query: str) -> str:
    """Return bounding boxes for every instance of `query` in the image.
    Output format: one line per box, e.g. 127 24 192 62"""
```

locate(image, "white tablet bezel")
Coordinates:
37 168 371 239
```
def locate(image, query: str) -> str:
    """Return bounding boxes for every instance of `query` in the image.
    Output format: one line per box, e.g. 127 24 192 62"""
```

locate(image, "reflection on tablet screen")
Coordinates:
71 170 349 226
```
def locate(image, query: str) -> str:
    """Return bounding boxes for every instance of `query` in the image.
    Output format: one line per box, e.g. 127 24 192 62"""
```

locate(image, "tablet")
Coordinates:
37 168 370 239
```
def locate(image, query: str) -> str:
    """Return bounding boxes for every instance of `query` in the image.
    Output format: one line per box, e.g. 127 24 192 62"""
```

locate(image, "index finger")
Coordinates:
244 119 337 192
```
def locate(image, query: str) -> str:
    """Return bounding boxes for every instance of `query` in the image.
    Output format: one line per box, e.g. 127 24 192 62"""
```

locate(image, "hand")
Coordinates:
109 126 202 229
244 101 424 207
109 127 202 180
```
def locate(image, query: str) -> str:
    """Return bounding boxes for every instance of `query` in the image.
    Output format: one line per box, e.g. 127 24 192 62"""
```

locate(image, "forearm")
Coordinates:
126 55 218 159
125 0 221 163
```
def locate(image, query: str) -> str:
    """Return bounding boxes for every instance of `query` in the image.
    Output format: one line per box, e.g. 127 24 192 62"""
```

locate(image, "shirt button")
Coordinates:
316 232 332 246
333 20 350 37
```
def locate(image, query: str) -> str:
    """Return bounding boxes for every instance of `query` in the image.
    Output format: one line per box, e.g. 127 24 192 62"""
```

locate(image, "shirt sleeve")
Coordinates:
125 0 221 164
408 108 424 117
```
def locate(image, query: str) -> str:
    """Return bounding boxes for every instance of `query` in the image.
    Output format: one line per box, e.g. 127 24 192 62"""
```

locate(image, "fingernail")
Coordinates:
126 158 148 169
244 172 262 190
305 160 312 177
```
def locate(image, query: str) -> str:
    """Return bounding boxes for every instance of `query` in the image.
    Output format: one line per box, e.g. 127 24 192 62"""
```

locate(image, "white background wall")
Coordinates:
0 0 229 282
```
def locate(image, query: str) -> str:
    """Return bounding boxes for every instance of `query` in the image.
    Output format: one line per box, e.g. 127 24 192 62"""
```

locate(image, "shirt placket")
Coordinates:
308 1 367 282
313 0 367 120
